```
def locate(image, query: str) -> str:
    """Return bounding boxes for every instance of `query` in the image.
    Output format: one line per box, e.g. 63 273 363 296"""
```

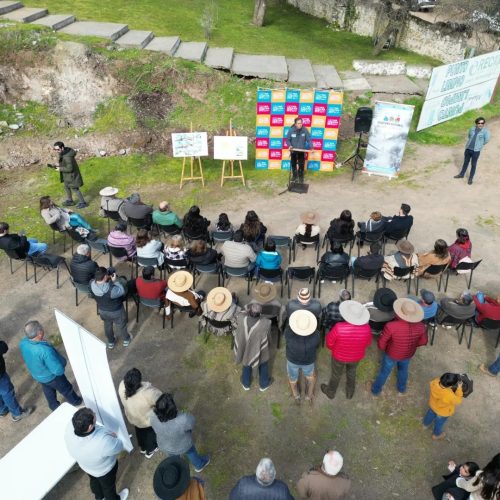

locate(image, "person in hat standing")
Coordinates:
153 456 206 500
165 271 205 319
99 186 126 221
295 212 320 238
249 283 283 323
234 303 273 391
321 301 371 400
297 450 351 500
364 288 397 333
201 287 241 336
382 240 418 281
371 298 427 396
285 310 320 404
409 289 438 321
283 288 322 327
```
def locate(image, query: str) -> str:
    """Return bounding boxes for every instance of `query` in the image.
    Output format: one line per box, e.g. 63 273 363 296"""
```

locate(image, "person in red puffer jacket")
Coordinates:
321 300 371 400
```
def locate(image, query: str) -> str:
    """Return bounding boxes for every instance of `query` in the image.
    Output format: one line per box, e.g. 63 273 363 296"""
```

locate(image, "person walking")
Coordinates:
20 320 82 411
65 407 129 500
454 117 491 185
50 141 87 208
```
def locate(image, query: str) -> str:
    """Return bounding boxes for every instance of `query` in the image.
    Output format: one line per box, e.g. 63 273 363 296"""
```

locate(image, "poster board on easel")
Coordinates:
171 126 207 189
215 120 247 186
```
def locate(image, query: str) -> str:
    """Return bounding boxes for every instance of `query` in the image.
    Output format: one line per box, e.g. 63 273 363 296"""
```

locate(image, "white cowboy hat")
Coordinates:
206 287 232 313
393 298 424 323
99 186 119 196
168 271 193 293
289 309 317 336
339 300 370 325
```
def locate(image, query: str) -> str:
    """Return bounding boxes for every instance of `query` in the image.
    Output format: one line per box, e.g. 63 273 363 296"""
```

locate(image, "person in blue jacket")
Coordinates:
19 320 82 411
256 239 282 274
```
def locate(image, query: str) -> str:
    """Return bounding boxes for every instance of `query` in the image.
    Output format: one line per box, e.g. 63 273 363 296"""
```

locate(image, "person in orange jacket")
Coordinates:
422 373 463 440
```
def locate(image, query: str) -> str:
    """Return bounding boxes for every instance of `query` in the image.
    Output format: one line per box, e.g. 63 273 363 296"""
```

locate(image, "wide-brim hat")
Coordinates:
206 287 232 312
252 282 277 303
289 309 317 336
339 300 370 325
300 211 320 225
373 288 397 312
99 186 119 196
168 270 193 293
393 298 424 323
396 240 414 254
153 456 190 499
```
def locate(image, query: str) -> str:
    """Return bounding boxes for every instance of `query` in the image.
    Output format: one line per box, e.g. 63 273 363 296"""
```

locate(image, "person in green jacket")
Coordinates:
50 141 87 209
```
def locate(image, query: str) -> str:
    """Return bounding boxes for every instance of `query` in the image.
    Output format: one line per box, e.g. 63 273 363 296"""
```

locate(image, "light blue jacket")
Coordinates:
19 338 66 383
256 250 282 271
466 126 490 152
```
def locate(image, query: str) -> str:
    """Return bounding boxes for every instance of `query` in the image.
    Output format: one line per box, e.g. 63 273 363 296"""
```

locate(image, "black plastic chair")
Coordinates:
168 302 197 329
382 228 410 253
66 227 87 254
107 246 136 278
292 234 320 262
286 266 315 299
49 222 68 252
467 318 500 350
155 223 181 238
415 263 449 294
128 216 151 233
221 265 252 295
4 248 33 281
87 238 109 262
211 230 234 247
164 257 189 273
356 230 384 257
136 256 164 279
351 266 380 297
315 263 350 298
192 262 220 287
428 313 474 347
255 267 284 297
198 316 235 347
444 260 482 292
104 209 124 232
32 254 69 289
382 265 416 294
268 235 292 264
323 233 355 257
183 228 209 244
136 296 166 329
70 278 91 307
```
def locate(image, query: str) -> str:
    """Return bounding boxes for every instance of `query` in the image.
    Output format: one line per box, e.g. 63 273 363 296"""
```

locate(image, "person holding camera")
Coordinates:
423 373 464 441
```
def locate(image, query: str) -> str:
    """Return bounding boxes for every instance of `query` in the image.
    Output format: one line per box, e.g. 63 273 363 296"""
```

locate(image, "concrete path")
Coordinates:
0 1 22 15
33 14 74 30
2 6 46 22
365 75 423 95
339 70 372 92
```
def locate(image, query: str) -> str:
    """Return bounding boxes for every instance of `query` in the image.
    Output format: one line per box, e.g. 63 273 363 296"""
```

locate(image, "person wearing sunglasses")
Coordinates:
454 117 490 185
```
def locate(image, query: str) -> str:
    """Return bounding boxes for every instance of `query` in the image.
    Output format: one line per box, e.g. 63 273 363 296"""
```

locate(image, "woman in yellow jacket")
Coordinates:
422 373 463 440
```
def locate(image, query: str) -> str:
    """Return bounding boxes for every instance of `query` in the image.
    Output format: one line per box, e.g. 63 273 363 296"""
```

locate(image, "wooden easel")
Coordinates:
220 119 246 187
179 123 205 189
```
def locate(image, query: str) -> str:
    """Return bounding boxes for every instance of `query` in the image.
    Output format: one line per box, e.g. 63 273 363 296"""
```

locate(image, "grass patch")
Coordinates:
270 402 284 422
0 101 60 136
0 23 56 57
92 96 137 133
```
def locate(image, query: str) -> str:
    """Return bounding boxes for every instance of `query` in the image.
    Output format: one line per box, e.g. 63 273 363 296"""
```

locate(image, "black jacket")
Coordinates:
0 234 29 255
187 248 219 266
355 253 384 271
70 254 99 284
320 252 349 268
384 215 413 236
0 340 8 376
285 326 320 365
229 476 294 500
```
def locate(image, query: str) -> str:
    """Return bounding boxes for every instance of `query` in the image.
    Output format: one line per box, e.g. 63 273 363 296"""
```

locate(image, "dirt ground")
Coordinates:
1 121 500 500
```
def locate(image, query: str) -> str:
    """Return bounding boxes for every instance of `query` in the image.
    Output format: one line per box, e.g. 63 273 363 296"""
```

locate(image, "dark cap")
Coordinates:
420 289 435 305
373 288 397 312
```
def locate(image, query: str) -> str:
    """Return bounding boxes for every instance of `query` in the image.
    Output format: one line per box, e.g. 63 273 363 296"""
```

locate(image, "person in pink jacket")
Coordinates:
107 222 136 261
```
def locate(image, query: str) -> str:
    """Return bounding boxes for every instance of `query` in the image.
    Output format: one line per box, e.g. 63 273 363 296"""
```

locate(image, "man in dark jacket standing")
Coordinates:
286 117 312 183
70 244 99 285
230 457 294 499
51 141 87 209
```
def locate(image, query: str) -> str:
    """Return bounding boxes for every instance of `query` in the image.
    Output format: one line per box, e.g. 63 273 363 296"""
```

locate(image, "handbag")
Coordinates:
460 374 473 398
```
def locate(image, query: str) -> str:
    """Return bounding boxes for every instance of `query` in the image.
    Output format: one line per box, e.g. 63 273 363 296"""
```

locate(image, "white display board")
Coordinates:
172 132 209 157
54 309 133 452
0 403 77 500
213 135 248 160
417 50 500 130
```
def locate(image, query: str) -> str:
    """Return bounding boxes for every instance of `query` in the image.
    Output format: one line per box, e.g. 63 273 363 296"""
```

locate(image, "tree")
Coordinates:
372 1 412 56
253 0 267 27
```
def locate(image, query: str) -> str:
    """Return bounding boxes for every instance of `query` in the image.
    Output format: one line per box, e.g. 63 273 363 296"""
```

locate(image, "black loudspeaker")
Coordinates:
354 107 373 133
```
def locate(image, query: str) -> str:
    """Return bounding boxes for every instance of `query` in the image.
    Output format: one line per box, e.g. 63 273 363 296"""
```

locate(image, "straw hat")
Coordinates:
153 457 190 499
206 287 233 313
99 186 119 196
396 240 414 254
289 309 317 336
252 283 277 303
393 298 424 323
339 300 370 325
300 211 320 225
168 271 193 293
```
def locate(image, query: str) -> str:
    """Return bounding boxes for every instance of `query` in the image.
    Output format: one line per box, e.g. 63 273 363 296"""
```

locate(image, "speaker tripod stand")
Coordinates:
342 132 367 182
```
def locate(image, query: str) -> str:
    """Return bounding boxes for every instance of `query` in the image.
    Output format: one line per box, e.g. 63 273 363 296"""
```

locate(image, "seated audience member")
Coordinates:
322 289 351 332
437 292 476 322
384 203 413 236
297 450 351 500
39 195 92 231
409 289 438 320
183 206 210 239
136 266 167 301
221 230 256 271
0 222 47 256
249 283 283 322
187 239 219 266
152 201 182 229
473 292 500 323
327 209 355 241
295 211 320 238
256 239 282 273
240 210 267 250
432 459 480 500
283 288 322 325
456 453 500 500
358 210 385 235
99 186 126 221
352 242 384 272
448 228 472 270
215 213 233 233
201 287 241 336
382 240 418 281
70 244 98 285
163 234 187 268
365 288 397 332
123 193 153 224
165 271 205 318
107 222 137 261
417 239 451 277
320 241 350 272
136 229 164 267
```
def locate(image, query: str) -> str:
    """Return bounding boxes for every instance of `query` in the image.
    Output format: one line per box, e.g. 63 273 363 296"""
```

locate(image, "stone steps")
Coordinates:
174 41 208 63
286 58 316 86
115 29 153 49
204 47 234 70
231 54 288 81
0 0 23 15
59 21 129 41
31 14 75 30
312 65 343 90
2 6 47 22
143 36 180 56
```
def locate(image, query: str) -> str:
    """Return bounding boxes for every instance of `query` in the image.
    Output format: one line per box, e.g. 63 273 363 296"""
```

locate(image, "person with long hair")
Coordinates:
150 393 210 473
136 229 164 266
187 239 219 266
456 453 500 500
215 213 233 233
327 210 355 241
240 210 267 250
432 459 480 500
295 211 320 238
417 239 451 277
118 368 161 459
182 206 210 239
39 195 91 231
163 234 187 268
449 228 472 270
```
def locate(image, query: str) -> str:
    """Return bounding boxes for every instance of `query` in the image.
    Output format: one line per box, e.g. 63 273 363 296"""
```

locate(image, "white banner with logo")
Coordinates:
363 101 414 178
417 50 500 131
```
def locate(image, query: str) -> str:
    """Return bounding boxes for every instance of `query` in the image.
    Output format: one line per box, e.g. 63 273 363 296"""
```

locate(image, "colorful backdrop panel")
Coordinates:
255 88 343 171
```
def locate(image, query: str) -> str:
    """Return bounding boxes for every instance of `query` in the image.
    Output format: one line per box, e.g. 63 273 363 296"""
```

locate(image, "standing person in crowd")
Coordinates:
295 211 320 238
438 291 476 322
118 368 161 459
182 206 210 240
454 117 491 184
165 271 205 318
0 222 47 257
321 301 371 400
432 459 480 500
286 116 311 183
297 450 351 500
152 201 183 229
107 223 137 262
20 320 82 411
423 373 464 440
448 228 472 270
382 240 418 281
49 141 87 209
285 310 320 405
65 407 129 500
136 229 164 267
234 303 272 391
187 239 219 266
473 292 500 323
215 213 233 233
221 230 256 272
150 393 210 473
256 239 282 273
123 193 153 226
0 339 33 421
417 239 451 276
409 289 438 321
327 210 355 242
99 187 126 221
322 289 351 333
135 266 167 302
283 288 322 326
90 267 131 349
70 244 99 285
230 457 294 500
201 287 241 336
164 234 188 268
364 288 397 333
240 210 267 250
371 298 427 396
383 203 413 236
456 453 500 499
